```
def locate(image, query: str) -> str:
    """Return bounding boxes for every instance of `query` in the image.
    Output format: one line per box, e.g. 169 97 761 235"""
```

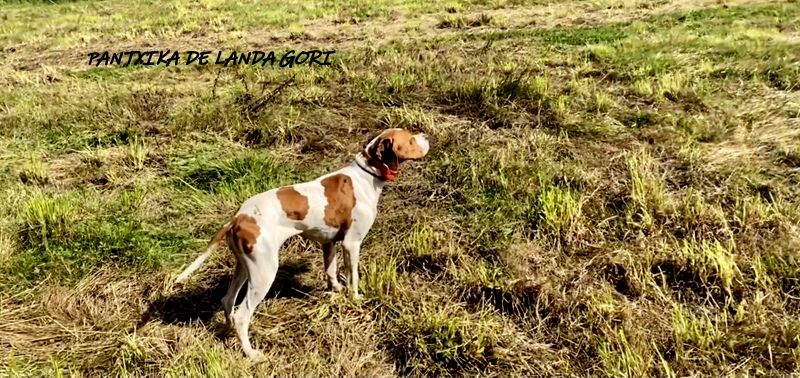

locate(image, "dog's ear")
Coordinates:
368 137 399 171
378 138 399 171
362 132 383 158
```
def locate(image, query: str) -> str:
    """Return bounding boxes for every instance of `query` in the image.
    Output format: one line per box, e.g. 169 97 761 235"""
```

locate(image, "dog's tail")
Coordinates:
175 221 233 284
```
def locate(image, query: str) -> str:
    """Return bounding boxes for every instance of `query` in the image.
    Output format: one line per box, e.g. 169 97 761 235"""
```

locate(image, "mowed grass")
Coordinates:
1 0 800 376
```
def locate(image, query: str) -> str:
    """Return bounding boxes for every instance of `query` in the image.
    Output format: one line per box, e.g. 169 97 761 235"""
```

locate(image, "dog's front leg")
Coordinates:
342 238 362 299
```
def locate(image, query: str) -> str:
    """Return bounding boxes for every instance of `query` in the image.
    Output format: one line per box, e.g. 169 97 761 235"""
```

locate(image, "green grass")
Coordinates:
2 0 800 376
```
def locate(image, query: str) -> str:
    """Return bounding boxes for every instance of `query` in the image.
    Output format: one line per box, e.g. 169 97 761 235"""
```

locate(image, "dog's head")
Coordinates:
361 128 430 181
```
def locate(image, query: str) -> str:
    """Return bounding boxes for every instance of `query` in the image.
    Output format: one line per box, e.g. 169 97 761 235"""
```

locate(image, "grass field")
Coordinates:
1 0 799 376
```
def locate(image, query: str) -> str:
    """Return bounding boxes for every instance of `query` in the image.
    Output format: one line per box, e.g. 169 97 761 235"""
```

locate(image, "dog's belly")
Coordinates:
299 226 341 243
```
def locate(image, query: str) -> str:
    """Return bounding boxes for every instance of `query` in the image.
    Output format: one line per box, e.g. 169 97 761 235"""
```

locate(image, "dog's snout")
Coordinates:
414 134 430 155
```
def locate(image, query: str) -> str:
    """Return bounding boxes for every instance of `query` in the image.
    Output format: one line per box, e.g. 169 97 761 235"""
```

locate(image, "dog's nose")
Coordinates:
414 133 430 155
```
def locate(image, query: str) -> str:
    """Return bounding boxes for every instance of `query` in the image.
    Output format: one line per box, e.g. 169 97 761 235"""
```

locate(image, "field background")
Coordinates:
1 0 799 376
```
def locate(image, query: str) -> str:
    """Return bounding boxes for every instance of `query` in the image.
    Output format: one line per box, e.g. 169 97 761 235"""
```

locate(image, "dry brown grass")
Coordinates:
2 0 800 376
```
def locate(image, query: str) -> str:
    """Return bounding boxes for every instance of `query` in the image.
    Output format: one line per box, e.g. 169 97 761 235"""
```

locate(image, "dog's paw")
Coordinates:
246 350 266 363
329 282 345 292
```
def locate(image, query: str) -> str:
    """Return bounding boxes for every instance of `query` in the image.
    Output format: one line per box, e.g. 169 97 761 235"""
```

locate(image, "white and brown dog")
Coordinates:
174 128 430 360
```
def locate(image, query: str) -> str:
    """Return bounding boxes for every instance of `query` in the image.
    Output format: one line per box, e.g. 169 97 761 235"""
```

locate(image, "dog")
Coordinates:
174 128 430 360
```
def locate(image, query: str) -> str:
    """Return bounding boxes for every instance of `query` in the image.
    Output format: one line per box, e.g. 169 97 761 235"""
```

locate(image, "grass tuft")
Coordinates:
538 185 582 237
626 149 670 230
17 155 49 185
598 329 652 378
679 238 740 294
20 193 77 250
389 304 506 376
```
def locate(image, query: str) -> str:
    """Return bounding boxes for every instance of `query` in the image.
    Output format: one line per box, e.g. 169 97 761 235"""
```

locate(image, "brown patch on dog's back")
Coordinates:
230 214 260 254
321 174 356 238
277 186 309 221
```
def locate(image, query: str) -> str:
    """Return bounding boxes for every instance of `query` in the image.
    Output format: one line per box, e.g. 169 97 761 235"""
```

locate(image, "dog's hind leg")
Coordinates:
221 257 247 327
323 242 344 291
232 241 280 362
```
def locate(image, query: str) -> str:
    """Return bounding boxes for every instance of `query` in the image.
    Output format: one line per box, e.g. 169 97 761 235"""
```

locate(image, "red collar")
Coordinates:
357 159 398 182
377 164 398 182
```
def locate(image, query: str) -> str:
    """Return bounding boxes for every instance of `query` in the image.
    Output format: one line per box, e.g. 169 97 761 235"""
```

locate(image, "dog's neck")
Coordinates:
350 153 389 200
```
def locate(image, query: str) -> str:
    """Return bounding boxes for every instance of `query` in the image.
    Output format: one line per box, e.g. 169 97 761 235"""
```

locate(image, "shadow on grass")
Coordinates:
137 258 313 330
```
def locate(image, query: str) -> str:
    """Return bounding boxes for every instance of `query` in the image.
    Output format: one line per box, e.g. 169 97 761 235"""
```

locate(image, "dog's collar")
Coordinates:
356 159 396 182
